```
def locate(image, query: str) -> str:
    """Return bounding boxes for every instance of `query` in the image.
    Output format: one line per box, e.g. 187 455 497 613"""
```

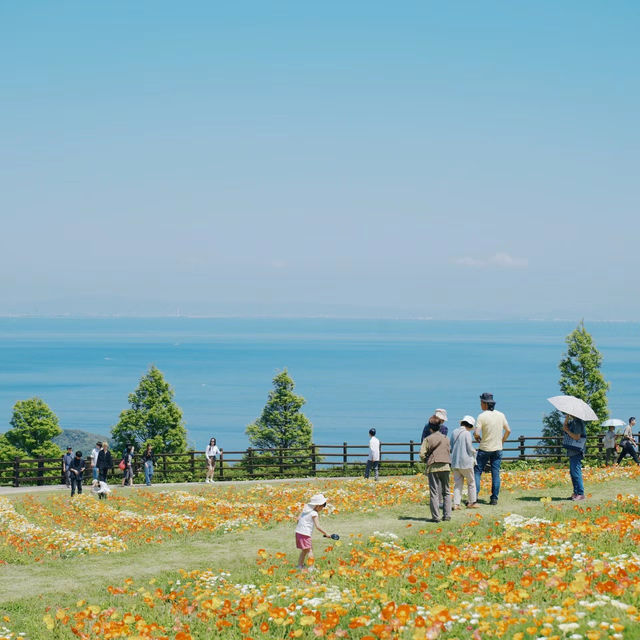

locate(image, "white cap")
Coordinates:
308 493 327 506
434 408 448 421
461 415 476 427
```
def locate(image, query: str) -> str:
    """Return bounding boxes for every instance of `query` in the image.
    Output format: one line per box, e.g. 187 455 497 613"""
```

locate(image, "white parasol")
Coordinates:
547 395 598 421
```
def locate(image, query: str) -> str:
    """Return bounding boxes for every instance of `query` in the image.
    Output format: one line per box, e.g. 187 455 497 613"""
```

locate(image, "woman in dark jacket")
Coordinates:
141 444 154 486
96 442 113 482
122 444 134 487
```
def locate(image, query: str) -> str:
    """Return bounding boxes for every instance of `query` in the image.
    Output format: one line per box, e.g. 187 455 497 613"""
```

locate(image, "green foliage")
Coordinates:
541 322 610 452
111 366 187 455
53 429 109 456
0 433 22 463
246 369 313 454
4 397 63 458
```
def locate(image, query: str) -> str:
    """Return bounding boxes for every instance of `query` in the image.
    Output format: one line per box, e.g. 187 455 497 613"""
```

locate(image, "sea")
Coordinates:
0 318 637 453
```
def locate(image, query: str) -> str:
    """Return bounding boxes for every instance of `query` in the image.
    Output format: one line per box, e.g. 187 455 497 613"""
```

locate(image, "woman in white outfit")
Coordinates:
450 416 478 509
205 437 221 483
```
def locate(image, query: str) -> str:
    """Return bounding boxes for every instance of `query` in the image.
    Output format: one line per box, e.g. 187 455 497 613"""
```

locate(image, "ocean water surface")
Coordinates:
0 318 637 452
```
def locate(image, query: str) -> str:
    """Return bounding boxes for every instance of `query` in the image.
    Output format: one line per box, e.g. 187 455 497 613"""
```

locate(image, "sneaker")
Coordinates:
573 494 585 501
567 494 577 500
466 503 479 508
489 498 498 506
452 505 461 511
443 516 451 521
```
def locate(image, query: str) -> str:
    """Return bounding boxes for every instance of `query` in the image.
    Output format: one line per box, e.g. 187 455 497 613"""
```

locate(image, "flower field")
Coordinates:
3 465 640 639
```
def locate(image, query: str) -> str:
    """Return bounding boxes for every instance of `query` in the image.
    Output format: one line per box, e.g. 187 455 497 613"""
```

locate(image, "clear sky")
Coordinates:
1 2 638 319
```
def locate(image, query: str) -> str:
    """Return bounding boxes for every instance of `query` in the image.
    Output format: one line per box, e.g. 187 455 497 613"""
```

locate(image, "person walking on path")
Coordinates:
205 438 221 483
603 426 617 465
364 428 381 481
451 416 478 510
563 413 587 500
96 442 113 482
142 444 154 486
421 409 448 443
295 493 329 571
474 392 510 506
62 446 73 487
617 417 640 465
420 421 452 522
90 442 102 481
69 451 86 496
122 444 134 486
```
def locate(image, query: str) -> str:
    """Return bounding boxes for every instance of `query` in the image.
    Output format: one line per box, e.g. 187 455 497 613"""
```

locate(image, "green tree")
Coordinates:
4 397 63 458
111 366 187 455
541 322 610 450
0 433 23 462
246 369 313 452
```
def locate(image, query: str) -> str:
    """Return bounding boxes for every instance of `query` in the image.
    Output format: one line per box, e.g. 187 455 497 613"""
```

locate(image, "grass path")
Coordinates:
0 471 634 605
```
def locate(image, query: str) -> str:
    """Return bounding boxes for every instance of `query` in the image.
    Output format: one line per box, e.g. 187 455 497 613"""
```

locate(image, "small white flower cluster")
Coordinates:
371 531 399 541
0 624 27 639
503 513 551 528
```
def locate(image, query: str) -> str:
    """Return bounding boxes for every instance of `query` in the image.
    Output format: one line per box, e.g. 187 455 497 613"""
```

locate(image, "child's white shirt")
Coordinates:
92 481 111 495
368 436 380 461
295 507 318 536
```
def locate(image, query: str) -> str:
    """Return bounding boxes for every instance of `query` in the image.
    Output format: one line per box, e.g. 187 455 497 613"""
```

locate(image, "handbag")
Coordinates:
562 431 586 454
118 459 126 471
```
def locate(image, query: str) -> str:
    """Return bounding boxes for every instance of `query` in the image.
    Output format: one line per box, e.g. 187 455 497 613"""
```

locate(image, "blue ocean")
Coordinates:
0 318 637 452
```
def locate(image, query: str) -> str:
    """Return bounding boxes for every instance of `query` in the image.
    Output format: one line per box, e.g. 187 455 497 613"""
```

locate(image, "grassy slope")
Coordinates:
1 473 639 638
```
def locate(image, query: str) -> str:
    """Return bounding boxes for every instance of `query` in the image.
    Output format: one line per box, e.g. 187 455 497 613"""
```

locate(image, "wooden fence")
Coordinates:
0 433 635 487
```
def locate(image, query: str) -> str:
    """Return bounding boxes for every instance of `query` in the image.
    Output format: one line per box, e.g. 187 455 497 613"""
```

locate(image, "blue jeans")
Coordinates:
364 460 379 480
144 461 154 485
474 449 502 501
92 467 99 481
569 453 584 496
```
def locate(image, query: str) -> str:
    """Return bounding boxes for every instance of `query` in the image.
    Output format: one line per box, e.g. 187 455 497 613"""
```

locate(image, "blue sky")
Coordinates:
1 2 638 318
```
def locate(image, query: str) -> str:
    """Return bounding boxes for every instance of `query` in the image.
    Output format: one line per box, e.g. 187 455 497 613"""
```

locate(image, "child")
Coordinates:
450 416 478 509
603 425 617 465
295 493 329 571
91 479 112 500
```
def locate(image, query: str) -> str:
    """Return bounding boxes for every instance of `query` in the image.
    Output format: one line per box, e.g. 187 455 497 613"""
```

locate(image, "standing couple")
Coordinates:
420 392 511 522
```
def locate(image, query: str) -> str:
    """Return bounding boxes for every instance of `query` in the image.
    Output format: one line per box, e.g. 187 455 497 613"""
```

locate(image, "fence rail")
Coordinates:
0 432 635 487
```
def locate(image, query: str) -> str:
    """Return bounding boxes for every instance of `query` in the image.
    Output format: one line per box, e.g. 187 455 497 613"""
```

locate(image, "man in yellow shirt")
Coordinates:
474 392 511 505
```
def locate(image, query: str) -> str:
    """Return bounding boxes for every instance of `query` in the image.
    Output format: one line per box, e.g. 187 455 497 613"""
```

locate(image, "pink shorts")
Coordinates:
296 533 312 549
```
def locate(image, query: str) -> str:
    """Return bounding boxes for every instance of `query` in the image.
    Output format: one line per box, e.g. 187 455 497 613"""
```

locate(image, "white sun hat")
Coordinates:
308 493 327 506
434 408 448 421
460 415 476 428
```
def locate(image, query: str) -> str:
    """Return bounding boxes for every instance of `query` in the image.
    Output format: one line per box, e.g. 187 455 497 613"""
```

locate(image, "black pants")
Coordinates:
617 441 640 464
70 474 83 495
98 468 109 482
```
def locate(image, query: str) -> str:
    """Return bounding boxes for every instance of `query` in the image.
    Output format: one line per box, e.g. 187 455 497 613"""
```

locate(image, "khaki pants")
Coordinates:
452 467 476 506
428 470 451 521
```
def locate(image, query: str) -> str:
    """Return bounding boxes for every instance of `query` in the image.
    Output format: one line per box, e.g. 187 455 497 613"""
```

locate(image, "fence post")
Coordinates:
343 442 347 473
37 456 44 486
278 449 284 476
311 444 317 477
519 435 525 461
409 440 415 470
13 456 20 488
247 447 254 478
163 454 167 481
190 450 195 478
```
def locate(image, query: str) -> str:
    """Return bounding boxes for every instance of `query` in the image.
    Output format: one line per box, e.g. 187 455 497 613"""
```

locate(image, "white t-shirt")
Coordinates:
475 410 509 452
295 507 319 536
91 481 111 495
90 447 101 466
206 445 221 460
368 436 380 462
